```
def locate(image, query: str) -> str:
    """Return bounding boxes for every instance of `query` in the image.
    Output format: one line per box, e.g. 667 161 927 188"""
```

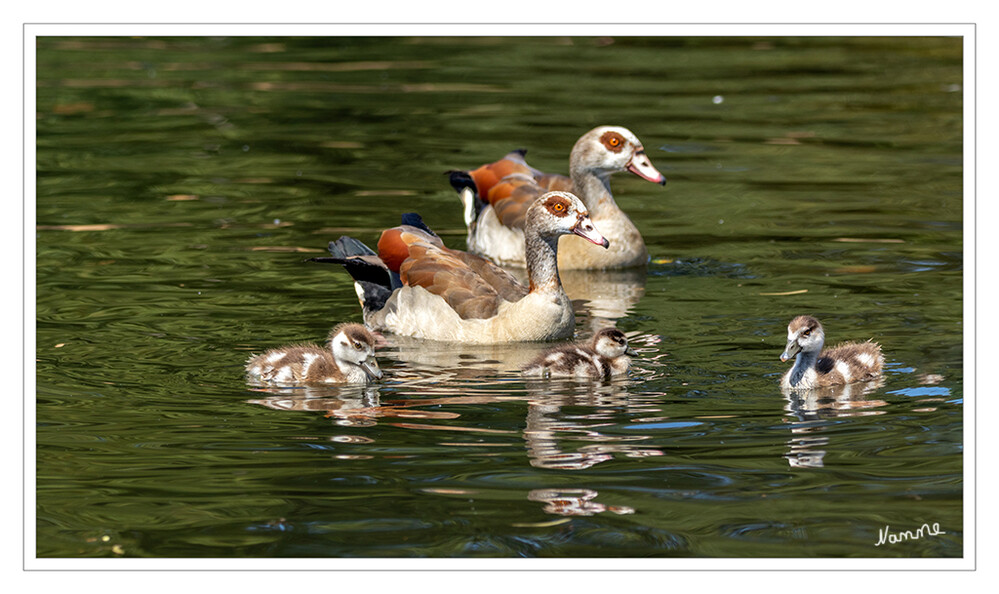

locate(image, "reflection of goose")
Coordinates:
315 192 608 343
245 323 381 385
780 315 883 390
379 334 550 376
523 328 636 379
498 266 647 329
449 126 665 269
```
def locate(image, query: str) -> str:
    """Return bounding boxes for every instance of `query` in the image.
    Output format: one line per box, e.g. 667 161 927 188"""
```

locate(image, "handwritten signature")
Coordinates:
875 522 946 546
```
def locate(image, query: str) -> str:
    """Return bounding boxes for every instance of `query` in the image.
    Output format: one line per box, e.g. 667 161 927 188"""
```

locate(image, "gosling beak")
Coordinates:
573 216 610 249
625 346 639 357
626 150 667 185
780 340 801 363
361 357 382 380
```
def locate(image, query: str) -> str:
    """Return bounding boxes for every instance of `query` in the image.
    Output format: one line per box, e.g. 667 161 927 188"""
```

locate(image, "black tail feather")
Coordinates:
327 235 377 259
446 170 477 194
308 236 397 290
354 280 392 317
399 212 439 239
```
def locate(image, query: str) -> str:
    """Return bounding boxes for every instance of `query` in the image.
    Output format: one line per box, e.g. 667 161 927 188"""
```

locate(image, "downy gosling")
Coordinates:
523 328 636 379
780 315 883 390
246 323 382 386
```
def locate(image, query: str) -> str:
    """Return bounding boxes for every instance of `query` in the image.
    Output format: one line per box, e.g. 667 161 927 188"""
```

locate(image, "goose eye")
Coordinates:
552 202 565 212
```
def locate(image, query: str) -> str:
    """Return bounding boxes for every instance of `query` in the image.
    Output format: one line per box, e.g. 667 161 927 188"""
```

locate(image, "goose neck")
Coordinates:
524 227 563 294
788 350 819 386
570 166 615 217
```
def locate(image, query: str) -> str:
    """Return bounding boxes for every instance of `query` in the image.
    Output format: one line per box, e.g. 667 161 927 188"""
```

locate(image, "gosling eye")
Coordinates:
353 342 364 350
802 329 811 337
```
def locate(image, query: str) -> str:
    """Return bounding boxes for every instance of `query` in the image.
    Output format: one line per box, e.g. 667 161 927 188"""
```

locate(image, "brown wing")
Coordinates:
535 172 573 192
468 151 574 230
400 242 519 320
377 225 445 273
487 179 545 229
448 249 530 304
468 150 536 199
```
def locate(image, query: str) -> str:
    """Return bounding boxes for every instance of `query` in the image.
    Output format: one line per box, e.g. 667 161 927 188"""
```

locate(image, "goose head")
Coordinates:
592 327 637 358
329 323 382 380
780 315 826 362
571 125 666 185
526 191 610 248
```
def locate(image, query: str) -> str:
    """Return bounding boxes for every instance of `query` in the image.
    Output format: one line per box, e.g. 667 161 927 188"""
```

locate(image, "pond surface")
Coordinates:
34 35 964 559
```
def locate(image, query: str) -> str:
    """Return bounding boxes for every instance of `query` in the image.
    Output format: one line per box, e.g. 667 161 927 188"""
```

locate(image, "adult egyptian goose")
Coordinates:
779 315 884 390
522 327 636 379
449 125 666 270
245 323 382 385
314 191 608 344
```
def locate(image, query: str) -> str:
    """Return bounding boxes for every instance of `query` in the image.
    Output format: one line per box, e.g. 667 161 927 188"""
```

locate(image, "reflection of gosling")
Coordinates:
780 315 883 390
246 323 382 386
523 328 636 379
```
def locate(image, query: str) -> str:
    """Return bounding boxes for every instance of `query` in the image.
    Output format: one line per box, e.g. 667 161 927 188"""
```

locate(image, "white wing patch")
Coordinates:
834 360 852 383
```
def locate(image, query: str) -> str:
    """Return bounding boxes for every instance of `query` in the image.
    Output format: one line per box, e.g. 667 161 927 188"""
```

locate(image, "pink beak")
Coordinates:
627 150 667 185
573 216 610 249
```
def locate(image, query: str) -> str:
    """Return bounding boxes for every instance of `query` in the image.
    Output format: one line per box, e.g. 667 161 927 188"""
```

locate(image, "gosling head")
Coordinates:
780 315 826 362
592 328 636 359
329 323 382 380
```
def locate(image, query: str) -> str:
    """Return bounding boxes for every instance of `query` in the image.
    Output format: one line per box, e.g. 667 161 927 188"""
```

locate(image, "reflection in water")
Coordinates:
561 267 647 331
523 382 665 470
492 266 647 332
377 334 550 377
378 331 666 383
528 488 635 517
247 370 667 522
248 385 462 427
248 378 667 472
781 379 887 468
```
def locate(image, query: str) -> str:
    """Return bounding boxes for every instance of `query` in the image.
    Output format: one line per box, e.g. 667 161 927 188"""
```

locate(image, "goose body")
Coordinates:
246 323 382 385
779 315 883 390
316 191 608 344
523 328 636 379
450 125 666 270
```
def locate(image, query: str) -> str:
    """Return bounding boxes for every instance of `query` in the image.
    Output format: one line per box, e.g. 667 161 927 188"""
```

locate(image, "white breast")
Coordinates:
469 206 528 265
376 285 574 343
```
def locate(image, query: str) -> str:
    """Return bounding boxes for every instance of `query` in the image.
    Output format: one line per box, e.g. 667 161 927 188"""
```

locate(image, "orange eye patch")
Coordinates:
599 131 626 152
545 197 571 216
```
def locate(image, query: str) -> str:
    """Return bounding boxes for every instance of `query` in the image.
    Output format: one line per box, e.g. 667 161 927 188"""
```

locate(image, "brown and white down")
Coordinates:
246 323 382 386
523 328 636 379
779 315 883 390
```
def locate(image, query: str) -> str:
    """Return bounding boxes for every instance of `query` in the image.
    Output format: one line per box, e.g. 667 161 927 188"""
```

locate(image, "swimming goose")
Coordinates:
523 327 636 379
246 323 382 385
449 125 666 270
314 191 608 343
779 315 884 390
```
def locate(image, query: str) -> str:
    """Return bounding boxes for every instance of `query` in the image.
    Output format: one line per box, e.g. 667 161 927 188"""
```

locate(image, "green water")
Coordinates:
34 36 963 558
